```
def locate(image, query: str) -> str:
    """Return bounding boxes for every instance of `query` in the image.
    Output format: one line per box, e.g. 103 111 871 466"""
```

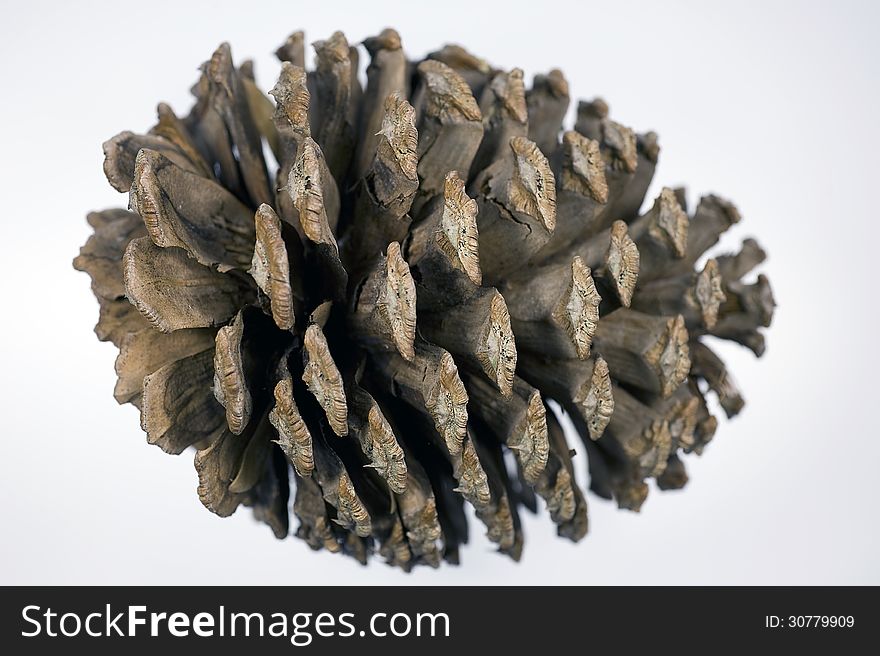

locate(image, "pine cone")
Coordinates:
74 29 774 569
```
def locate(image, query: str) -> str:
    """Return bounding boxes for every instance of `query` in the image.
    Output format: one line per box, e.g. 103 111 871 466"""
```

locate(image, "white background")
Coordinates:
1 0 877 584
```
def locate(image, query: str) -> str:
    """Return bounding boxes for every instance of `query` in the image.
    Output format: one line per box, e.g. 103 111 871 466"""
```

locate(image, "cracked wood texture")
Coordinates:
74 28 774 569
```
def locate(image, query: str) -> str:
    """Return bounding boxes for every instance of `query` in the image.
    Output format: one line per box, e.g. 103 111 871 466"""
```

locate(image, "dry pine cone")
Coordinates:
74 28 775 569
